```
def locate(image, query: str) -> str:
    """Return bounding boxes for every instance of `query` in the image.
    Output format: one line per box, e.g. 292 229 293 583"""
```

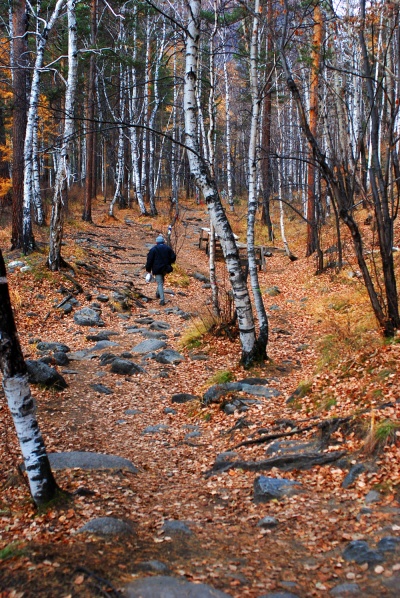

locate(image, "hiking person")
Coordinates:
145 235 176 305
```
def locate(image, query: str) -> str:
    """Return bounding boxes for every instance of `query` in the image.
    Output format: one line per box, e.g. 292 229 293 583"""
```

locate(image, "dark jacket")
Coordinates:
146 243 176 276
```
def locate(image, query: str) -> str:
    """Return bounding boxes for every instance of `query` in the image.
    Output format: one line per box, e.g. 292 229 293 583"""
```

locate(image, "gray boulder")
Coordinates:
342 540 383 564
162 520 193 536
26 360 68 390
132 339 167 354
330 583 361 596
154 349 184 364
47 451 138 473
74 307 104 327
253 476 302 503
171 393 199 404
36 341 70 353
342 464 366 489
377 536 400 552
53 351 70 366
149 320 171 331
90 383 113 395
110 359 143 375
257 516 279 529
77 517 134 536
125 576 231 598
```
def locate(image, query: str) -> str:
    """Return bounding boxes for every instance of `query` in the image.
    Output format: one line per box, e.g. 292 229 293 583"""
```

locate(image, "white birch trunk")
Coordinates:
184 0 258 364
223 47 234 211
23 0 66 252
48 0 78 270
129 12 147 215
246 0 268 353
0 251 58 506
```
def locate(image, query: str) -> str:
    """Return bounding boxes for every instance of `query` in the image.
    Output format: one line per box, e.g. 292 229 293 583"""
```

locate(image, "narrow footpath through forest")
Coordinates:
1 203 400 598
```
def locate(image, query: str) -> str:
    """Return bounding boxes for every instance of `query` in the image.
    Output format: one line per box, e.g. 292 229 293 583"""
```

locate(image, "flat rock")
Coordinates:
88 340 119 352
172 393 199 404
53 352 70 366
203 382 280 404
342 540 383 564
140 330 168 339
74 307 104 327
134 317 154 324
258 593 299 598
36 341 70 353
257 516 279 528
377 536 400 552
365 490 380 504
253 476 302 503
154 349 184 364
162 520 193 535
135 561 170 574
132 339 167 354
110 359 144 375
86 331 119 341
47 451 138 472
142 424 169 434
149 320 171 331
330 583 361 597
125 576 231 598
26 360 68 390
90 383 113 395
77 517 134 536
193 272 209 283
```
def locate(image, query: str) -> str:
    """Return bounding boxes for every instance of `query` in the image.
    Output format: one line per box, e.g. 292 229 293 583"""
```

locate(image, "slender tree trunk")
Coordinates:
23 0 65 253
82 0 97 222
48 0 78 271
11 0 28 250
0 249 59 506
306 2 322 257
222 29 234 212
184 0 260 366
247 0 268 357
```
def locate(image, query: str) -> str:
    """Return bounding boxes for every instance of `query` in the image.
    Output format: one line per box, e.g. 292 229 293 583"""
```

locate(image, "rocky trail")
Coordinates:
1 204 400 598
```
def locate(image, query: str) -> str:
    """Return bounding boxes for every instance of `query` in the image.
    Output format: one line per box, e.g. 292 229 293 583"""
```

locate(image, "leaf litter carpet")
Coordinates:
1 204 400 597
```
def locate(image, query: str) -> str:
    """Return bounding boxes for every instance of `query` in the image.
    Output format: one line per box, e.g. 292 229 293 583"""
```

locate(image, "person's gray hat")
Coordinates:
156 235 165 243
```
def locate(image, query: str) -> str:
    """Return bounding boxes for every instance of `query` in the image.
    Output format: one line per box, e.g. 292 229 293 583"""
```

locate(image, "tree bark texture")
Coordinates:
0 250 59 506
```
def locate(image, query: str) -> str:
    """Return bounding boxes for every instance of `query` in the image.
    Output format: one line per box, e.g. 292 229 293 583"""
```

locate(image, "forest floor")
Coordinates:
0 199 400 598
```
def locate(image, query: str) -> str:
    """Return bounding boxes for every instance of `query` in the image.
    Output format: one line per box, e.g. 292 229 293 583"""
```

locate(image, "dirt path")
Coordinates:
1 204 400 598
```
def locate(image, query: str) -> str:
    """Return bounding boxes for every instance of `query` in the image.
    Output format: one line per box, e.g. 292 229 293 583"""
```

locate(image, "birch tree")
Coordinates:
48 0 78 270
184 0 264 365
23 0 66 254
246 0 268 355
0 249 59 506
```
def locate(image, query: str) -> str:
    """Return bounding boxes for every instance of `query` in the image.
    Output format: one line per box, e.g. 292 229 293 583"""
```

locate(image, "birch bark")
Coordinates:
0 250 59 506
184 0 259 365
23 0 66 253
246 0 268 356
48 0 78 270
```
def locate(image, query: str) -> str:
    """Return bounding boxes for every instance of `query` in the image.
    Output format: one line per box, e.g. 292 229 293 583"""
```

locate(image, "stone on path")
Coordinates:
36 341 70 353
132 339 167 354
110 359 144 375
253 476 302 503
203 382 281 404
90 383 113 395
140 330 168 339
46 451 138 473
74 307 105 327
26 360 68 390
149 320 171 331
377 536 400 552
365 490 380 504
342 540 383 564
125 576 232 598
171 393 199 404
142 424 169 434
154 349 184 364
330 583 361 596
162 520 193 536
258 593 299 598
77 517 134 536
257 516 279 529
88 340 119 352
